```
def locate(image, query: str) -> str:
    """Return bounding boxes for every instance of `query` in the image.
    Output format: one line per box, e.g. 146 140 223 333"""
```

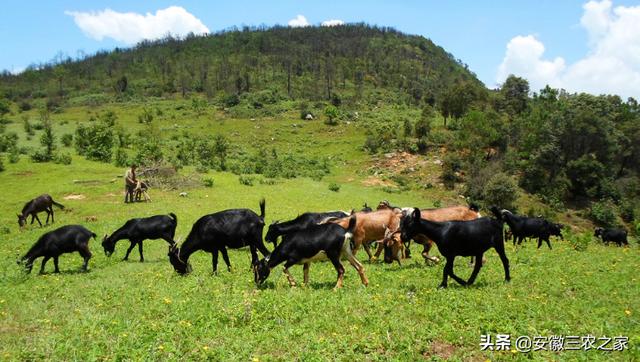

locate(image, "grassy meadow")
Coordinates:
0 101 638 361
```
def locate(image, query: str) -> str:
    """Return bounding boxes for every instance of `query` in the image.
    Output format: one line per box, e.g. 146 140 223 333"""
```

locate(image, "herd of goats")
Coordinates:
15 193 631 289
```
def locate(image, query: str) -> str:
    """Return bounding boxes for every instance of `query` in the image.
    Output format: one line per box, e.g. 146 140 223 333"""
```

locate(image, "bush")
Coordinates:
441 153 463 190
202 177 214 187
223 93 240 108
114 147 129 167
324 106 339 126
619 202 636 223
589 200 617 227
61 133 73 147
328 182 340 192
30 149 51 163
138 108 154 124
19 101 32 112
239 175 254 186
54 152 72 165
567 232 590 252
22 117 34 136
483 172 518 210
8 149 19 163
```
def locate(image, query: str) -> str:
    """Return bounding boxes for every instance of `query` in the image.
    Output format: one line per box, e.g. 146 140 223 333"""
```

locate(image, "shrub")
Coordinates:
8 149 19 163
441 153 463 190
19 101 32 112
54 152 72 165
619 202 636 223
138 107 154 124
61 133 73 147
114 147 129 167
328 182 340 192
324 105 339 126
75 119 114 162
567 232 590 252
30 149 51 163
483 172 518 210
202 177 214 187
239 175 254 186
223 93 240 108
588 200 617 227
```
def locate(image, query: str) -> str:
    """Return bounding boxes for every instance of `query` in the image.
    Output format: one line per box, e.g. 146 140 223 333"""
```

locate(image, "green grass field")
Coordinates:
0 154 638 361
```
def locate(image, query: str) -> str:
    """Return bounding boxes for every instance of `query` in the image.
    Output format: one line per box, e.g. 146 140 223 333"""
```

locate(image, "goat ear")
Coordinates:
412 208 421 220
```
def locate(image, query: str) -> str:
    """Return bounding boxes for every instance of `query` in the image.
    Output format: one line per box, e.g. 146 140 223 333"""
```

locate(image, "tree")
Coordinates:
500 75 529 117
324 105 339 125
439 83 475 126
0 97 10 118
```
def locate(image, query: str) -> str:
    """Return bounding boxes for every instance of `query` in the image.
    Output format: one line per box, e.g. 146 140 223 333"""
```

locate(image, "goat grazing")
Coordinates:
400 207 509 288
254 215 367 288
168 199 269 274
594 227 628 246
17 194 65 228
265 210 349 247
102 213 177 262
18 225 95 273
500 210 563 249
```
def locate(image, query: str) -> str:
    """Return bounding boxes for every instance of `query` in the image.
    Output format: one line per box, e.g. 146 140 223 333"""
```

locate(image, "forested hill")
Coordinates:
0 24 484 103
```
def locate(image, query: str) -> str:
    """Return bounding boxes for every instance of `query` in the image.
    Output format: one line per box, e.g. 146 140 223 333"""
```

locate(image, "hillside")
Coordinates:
0 24 483 105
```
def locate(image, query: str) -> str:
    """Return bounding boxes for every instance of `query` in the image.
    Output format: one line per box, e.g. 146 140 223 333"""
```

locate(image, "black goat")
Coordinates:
17 194 65 228
265 210 349 246
594 228 628 246
18 225 95 273
168 199 268 274
500 210 563 249
400 207 509 288
254 215 367 288
102 213 177 262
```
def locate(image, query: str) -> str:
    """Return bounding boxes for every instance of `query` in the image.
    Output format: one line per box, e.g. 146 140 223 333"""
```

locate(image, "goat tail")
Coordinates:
169 212 178 223
52 200 65 209
489 206 503 221
259 198 266 220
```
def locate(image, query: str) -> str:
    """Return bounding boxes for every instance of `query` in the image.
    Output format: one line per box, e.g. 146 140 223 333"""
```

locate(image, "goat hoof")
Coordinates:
437 284 447 289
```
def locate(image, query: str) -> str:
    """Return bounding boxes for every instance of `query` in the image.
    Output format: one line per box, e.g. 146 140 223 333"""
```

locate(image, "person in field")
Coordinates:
124 164 138 203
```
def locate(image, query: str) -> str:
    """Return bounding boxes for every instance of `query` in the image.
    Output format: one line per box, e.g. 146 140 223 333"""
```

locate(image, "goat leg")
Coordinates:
40 256 50 274
303 263 310 285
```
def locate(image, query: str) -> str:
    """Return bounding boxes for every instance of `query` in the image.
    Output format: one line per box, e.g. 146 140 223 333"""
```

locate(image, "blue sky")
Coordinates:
1 1 638 96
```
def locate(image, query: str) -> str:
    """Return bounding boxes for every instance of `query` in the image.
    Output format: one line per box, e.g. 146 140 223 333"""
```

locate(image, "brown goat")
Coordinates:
375 201 481 263
323 209 401 260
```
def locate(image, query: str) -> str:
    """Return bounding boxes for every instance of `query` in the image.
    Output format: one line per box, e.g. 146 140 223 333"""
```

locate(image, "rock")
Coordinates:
179 192 188 197
433 159 443 165
305 113 314 120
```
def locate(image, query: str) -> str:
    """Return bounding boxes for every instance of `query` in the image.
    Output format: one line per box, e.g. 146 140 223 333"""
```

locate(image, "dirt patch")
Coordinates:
106 193 118 197
422 340 457 360
64 194 86 200
362 177 395 187
13 171 34 177
85 216 98 222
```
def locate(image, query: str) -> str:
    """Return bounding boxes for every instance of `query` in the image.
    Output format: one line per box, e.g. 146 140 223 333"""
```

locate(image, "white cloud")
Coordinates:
65 6 209 45
288 15 310 27
321 19 344 27
497 0 640 98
